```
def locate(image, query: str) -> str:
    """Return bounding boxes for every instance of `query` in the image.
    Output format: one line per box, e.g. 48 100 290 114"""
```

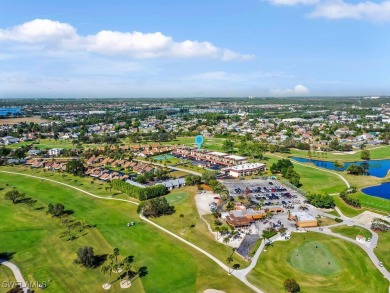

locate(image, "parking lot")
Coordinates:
222 178 304 210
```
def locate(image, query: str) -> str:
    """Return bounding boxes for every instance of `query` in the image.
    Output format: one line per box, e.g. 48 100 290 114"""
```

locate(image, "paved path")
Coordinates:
0 170 257 292
270 153 350 188
306 226 390 281
0 259 30 293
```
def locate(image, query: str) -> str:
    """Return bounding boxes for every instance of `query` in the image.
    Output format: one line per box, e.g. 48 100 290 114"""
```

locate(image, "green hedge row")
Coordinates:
112 179 167 201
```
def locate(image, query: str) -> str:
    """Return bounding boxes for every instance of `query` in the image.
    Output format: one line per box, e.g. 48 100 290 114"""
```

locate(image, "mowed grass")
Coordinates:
0 171 253 293
289 145 390 161
333 196 366 217
265 154 346 194
152 187 248 269
0 266 15 293
247 232 389 293
288 241 341 275
375 232 390 271
331 225 372 239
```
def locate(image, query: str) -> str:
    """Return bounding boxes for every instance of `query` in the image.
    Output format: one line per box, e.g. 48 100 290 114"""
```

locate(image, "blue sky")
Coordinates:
0 0 389 98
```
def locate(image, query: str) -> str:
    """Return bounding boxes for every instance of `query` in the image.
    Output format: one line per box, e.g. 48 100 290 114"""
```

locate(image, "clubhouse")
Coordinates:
288 211 318 228
221 162 266 178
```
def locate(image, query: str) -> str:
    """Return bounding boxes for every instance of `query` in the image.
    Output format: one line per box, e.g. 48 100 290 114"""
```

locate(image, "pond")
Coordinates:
362 182 390 200
291 157 390 178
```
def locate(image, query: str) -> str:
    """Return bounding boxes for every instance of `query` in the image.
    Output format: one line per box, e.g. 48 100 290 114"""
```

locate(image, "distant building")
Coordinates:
356 235 366 243
289 211 317 228
222 163 266 178
48 148 64 156
0 108 23 116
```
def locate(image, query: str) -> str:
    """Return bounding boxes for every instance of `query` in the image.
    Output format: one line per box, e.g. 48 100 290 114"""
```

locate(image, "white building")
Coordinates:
222 162 266 178
48 148 64 156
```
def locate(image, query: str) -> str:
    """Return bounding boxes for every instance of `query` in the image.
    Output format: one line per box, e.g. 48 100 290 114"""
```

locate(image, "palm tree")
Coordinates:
179 214 184 232
101 265 110 286
226 256 234 273
113 248 120 265
215 226 221 239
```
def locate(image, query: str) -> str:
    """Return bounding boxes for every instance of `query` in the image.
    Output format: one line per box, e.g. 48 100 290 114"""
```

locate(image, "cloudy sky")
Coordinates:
0 0 389 98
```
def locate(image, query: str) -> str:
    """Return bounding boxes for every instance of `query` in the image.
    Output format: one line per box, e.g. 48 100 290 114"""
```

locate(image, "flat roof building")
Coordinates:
222 162 266 178
289 211 317 228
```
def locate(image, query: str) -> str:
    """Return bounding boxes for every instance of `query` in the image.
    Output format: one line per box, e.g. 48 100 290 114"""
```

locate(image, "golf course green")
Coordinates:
247 232 389 293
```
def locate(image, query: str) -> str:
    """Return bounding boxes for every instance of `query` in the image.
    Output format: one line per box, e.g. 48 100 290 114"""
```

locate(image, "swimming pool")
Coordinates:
151 154 175 160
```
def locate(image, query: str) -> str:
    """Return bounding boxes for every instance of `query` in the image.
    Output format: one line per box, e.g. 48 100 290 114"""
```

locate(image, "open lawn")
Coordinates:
0 266 15 293
375 232 390 271
265 154 346 194
288 145 390 162
161 136 226 150
331 225 372 239
247 232 389 293
1 166 127 199
0 171 253 293
152 187 248 268
333 196 366 217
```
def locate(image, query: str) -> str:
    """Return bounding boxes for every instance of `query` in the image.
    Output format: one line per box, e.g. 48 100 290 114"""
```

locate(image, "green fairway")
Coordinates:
333 196 366 217
289 241 341 276
247 232 389 293
265 154 346 194
0 171 253 293
331 225 372 240
289 145 390 162
153 187 248 268
375 232 390 271
0 266 15 293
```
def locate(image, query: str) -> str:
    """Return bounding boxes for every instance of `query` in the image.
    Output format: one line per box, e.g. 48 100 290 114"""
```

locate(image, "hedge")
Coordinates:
112 179 167 201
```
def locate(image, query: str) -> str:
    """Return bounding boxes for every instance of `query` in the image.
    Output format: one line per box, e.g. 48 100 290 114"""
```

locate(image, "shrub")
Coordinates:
112 179 167 201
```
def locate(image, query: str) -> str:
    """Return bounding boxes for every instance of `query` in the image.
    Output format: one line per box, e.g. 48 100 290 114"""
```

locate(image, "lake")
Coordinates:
291 157 390 178
362 183 390 200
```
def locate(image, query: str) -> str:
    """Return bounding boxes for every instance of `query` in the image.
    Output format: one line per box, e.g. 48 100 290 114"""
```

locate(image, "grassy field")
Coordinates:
375 232 390 271
247 232 389 293
0 266 15 293
0 171 253 293
333 196 366 217
288 145 390 162
330 225 372 239
152 187 248 269
161 136 226 150
0 116 49 124
1 166 127 199
264 154 346 194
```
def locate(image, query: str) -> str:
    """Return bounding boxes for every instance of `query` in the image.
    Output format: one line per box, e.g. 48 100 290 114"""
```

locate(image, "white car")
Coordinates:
379 262 383 267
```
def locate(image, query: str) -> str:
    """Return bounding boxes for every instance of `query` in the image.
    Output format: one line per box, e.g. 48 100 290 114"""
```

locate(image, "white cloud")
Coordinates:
192 71 228 80
0 19 253 60
309 0 390 21
267 0 318 6
270 84 310 96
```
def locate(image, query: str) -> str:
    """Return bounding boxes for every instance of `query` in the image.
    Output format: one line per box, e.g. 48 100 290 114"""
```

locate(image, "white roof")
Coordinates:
207 151 228 157
225 155 247 160
292 211 315 222
228 163 265 171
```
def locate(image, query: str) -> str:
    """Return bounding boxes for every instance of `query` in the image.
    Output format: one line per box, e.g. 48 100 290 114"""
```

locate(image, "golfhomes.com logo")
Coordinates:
2 280 47 289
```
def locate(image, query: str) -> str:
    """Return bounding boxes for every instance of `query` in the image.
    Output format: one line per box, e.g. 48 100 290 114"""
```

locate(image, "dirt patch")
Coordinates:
195 191 218 216
353 211 389 225
0 116 49 124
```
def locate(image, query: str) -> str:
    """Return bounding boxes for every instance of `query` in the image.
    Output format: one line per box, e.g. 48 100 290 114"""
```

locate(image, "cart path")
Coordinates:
0 170 262 293
270 153 350 188
0 259 30 293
